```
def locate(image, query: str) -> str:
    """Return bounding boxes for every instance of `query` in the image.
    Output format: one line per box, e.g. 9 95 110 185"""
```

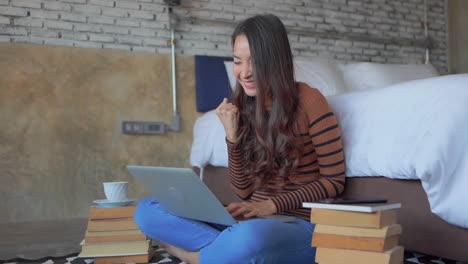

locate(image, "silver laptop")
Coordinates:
127 165 295 226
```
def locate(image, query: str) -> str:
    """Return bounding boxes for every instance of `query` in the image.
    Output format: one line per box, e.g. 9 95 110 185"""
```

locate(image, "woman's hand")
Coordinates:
226 200 277 218
215 98 239 142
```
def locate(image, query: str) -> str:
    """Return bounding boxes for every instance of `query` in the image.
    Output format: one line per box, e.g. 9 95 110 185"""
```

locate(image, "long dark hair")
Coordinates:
232 14 302 185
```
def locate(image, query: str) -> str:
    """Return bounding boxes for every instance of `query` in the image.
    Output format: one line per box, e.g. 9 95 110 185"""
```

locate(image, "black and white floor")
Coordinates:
2 246 465 264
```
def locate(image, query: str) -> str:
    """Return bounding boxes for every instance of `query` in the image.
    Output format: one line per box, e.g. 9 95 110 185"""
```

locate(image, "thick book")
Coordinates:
302 202 401 213
85 229 146 243
79 240 150 258
312 232 400 252
87 217 139 232
314 224 402 238
316 246 404 264
310 208 398 228
94 250 154 264
89 205 136 220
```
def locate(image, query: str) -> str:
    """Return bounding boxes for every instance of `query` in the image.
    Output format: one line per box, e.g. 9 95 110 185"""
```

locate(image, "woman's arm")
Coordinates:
216 98 255 200
270 89 346 213
226 139 255 200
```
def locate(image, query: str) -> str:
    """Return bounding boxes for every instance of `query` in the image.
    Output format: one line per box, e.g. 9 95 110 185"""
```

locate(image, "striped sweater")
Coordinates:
226 83 346 220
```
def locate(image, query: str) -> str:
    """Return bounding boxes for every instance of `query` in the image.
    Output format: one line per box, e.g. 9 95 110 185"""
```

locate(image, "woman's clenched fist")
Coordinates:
215 98 239 142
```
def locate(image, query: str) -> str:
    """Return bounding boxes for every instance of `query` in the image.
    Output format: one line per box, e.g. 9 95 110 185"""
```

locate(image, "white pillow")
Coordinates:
224 58 347 96
224 61 237 92
294 58 346 96
339 62 439 92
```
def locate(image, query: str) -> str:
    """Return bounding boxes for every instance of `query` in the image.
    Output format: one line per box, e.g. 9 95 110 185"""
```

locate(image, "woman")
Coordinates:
135 14 346 264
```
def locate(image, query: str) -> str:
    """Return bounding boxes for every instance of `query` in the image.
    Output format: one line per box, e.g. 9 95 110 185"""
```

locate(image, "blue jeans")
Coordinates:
134 197 316 264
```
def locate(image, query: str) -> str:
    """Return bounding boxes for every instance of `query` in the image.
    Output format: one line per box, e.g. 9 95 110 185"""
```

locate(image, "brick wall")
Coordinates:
0 0 448 72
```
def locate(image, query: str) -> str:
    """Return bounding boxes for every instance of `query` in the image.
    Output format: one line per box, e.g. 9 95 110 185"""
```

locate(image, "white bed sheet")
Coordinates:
190 74 468 228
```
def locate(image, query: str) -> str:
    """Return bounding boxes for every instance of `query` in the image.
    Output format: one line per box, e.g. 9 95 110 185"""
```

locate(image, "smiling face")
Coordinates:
233 34 256 97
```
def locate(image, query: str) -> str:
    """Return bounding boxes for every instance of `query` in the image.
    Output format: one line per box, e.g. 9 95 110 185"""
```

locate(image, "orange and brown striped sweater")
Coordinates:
226 83 346 221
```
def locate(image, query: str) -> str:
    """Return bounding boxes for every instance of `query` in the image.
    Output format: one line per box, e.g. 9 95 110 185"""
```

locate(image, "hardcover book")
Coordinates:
79 240 150 258
309 208 398 228
316 246 404 264
89 205 136 220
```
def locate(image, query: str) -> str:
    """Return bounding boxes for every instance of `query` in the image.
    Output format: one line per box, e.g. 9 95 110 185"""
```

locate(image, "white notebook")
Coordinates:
302 202 401 213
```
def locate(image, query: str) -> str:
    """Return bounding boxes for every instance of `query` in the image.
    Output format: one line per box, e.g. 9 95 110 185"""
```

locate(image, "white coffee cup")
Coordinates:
103 182 128 202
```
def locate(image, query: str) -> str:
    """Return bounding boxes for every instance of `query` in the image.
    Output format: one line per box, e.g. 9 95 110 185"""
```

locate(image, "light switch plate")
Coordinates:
122 121 166 135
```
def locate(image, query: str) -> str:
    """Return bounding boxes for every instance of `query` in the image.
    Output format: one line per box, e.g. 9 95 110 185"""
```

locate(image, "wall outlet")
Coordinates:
122 121 166 135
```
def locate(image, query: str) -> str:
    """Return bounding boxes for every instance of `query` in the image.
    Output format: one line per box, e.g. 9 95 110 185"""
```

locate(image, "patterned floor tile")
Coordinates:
2 246 465 264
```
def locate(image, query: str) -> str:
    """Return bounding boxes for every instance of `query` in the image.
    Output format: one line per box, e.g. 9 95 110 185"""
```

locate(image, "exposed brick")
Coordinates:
115 0 140 10
45 20 73 30
347 47 363 54
0 35 12 42
140 3 165 12
142 38 168 47
30 29 59 38
62 0 86 3
11 0 41 9
43 38 75 47
44 2 72 11
222 5 245 13
130 28 155 37
12 36 43 44
88 15 114 24
89 0 115 7
141 21 165 29
73 40 103 49
102 7 128 17
0 15 10 24
116 35 142 45
116 19 140 27
0 6 27 17
0 27 27 35
89 33 114 42
61 13 87 23
30 10 60 19
73 4 101 14
102 25 129 34
103 43 131 51
363 49 379 56
14 17 43 27
61 32 88 41
75 23 102 33
128 10 154 20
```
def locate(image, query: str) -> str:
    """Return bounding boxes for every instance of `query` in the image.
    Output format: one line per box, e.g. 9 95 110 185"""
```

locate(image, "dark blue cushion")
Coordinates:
195 55 233 112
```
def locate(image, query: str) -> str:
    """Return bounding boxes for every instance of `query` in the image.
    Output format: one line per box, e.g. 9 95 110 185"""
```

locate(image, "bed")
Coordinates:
191 55 468 262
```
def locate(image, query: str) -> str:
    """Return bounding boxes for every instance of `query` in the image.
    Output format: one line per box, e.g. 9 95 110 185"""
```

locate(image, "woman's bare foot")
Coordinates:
158 241 200 264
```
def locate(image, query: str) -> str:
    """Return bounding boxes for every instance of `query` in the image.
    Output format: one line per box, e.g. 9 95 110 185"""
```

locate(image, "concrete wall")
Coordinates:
0 0 448 72
448 0 468 73
0 43 199 223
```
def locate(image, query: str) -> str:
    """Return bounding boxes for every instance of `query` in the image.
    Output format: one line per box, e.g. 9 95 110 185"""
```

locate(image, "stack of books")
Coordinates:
303 201 403 264
78 205 153 264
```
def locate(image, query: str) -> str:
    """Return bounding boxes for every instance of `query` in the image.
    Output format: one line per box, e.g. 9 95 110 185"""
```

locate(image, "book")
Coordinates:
316 246 404 264
85 229 147 243
94 249 154 264
310 208 398 228
312 232 400 252
89 205 136 220
302 202 401 213
79 240 150 258
314 224 402 238
87 217 139 232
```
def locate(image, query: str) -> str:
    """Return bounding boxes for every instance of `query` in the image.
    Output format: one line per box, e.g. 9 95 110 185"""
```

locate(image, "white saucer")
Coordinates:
93 199 137 208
